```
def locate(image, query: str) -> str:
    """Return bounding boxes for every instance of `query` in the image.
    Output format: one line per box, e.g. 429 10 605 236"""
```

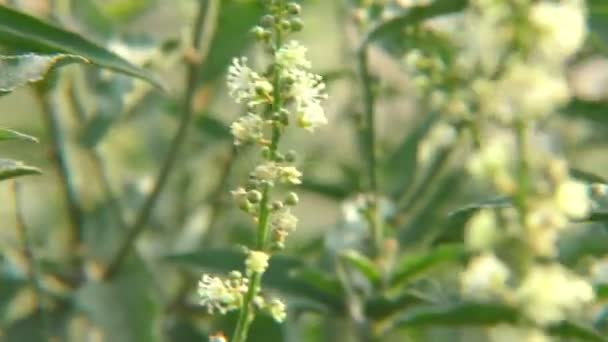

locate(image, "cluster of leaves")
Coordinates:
1 0 608 341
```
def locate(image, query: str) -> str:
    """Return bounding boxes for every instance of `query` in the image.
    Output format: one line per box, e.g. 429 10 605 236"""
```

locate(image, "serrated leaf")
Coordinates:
548 321 607 342
0 127 38 142
0 54 87 95
0 5 161 87
165 248 345 313
0 159 41 182
340 250 381 287
390 244 466 287
392 302 518 329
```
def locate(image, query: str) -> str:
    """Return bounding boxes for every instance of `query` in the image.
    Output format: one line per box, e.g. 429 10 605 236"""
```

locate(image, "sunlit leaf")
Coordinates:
0 5 161 87
390 244 466 287
0 54 87 95
0 159 41 182
0 127 38 142
391 302 518 328
548 321 607 342
340 250 381 287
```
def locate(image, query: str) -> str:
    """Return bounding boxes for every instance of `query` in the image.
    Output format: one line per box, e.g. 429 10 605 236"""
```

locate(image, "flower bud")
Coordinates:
261 146 271 159
252 26 267 41
260 14 275 27
246 250 270 274
280 19 292 31
285 192 299 206
287 2 301 15
272 200 284 211
285 150 296 162
290 18 303 32
247 190 263 203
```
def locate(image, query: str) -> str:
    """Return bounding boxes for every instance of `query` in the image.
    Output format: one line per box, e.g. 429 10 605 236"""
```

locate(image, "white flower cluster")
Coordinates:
440 0 598 336
198 272 248 315
226 41 328 136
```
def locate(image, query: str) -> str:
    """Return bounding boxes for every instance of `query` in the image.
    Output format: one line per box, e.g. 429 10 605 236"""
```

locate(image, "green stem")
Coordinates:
232 11 286 341
35 79 85 266
103 0 220 280
357 45 382 257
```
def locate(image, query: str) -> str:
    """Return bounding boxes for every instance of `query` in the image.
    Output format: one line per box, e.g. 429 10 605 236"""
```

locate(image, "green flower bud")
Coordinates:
285 150 296 162
285 192 299 206
272 200 284 211
290 18 303 32
247 190 263 203
274 153 285 163
260 14 275 27
287 2 301 15
261 146 271 159
251 26 267 41
280 19 292 31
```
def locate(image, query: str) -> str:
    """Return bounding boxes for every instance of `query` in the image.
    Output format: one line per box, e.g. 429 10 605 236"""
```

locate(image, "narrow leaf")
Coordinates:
392 302 518 328
340 250 382 287
548 321 607 342
0 54 87 95
0 5 161 87
390 244 466 287
0 127 38 142
365 290 431 319
0 159 41 181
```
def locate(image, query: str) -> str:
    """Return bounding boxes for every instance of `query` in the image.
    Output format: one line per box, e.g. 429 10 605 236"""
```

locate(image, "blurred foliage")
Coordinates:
0 0 608 341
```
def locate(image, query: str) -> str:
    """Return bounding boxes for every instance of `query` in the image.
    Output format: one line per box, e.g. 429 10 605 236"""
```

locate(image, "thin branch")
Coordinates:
35 79 85 263
67 79 128 231
103 0 221 280
13 181 49 338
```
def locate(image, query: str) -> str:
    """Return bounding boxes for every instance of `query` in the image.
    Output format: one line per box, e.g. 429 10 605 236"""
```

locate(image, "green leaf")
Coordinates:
384 113 437 198
75 267 161 342
392 302 518 329
340 250 381 287
0 127 38 142
198 1 264 83
361 0 467 50
0 159 41 182
365 290 431 319
596 284 608 300
390 244 466 287
165 248 345 313
548 321 608 342
433 197 511 245
194 115 232 143
0 54 87 95
0 5 161 87
570 168 607 184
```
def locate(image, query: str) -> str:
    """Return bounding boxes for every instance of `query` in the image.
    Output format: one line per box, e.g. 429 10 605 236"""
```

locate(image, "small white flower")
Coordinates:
276 40 311 70
465 209 500 251
461 253 510 299
230 113 264 145
227 57 256 104
529 0 587 64
554 179 590 219
246 250 270 275
271 209 298 231
267 298 287 322
516 264 594 325
253 163 279 183
297 101 328 132
278 166 302 185
198 274 247 314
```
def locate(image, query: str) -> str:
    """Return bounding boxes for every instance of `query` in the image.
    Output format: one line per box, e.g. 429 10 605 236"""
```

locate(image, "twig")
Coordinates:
35 79 85 263
103 0 220 280
357 45 382 257
66 79 128 231
13 181 49 338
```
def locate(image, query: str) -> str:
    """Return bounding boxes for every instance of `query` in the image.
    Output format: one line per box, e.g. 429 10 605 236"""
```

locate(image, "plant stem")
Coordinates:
103 0 220 280
13 181 50 339
35 79 85 266
357 45 382 256
232 15 286 342
67 79 128 231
